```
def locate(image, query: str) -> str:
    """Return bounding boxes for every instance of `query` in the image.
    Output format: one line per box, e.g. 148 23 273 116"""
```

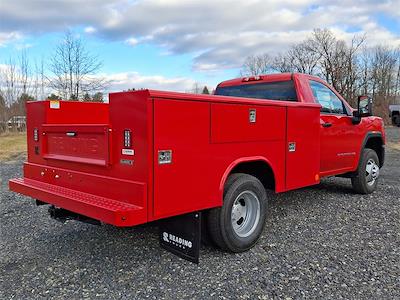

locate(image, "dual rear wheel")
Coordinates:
206 173 268 252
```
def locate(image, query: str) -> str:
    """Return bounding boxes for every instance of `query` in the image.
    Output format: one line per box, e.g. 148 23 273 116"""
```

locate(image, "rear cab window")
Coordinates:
215 80 298 102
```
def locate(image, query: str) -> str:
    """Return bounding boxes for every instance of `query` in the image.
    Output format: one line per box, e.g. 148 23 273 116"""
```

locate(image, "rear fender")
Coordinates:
219 156 277 200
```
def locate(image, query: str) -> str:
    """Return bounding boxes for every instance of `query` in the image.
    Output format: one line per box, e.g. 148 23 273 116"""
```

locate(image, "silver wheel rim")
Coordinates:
231 190 260 238
366 158 379 186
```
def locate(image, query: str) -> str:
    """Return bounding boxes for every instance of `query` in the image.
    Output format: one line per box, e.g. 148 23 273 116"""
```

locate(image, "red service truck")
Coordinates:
9 73 385 263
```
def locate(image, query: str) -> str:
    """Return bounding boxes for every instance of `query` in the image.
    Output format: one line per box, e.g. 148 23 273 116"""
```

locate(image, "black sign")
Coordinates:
159 212 201 264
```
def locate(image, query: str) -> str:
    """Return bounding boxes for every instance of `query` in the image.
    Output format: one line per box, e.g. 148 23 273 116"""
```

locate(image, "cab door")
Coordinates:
309 80 358 175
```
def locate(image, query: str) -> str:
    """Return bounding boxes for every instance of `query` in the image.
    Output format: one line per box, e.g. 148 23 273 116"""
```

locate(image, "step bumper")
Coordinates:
9 178 146 227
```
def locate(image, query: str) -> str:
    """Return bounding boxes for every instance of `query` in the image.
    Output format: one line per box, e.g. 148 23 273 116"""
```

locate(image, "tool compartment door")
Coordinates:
42 124 110 166
285 106 320 190
152 99 214 219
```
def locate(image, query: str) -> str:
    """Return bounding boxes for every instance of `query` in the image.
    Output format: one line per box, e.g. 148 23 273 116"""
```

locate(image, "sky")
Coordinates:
0 0 400 95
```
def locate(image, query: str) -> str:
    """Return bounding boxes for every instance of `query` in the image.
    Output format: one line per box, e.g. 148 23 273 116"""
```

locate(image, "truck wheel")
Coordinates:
351 149 380 194
207 173 267 252
393 115 400 127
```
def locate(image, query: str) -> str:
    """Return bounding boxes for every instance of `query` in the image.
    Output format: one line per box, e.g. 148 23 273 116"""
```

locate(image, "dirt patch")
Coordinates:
387 142 400 151
0 132 27 162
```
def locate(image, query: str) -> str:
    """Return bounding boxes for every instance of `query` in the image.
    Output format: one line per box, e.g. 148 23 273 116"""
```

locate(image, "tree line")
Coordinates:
0 31 108 130
2 28 399 129
240 29 400 122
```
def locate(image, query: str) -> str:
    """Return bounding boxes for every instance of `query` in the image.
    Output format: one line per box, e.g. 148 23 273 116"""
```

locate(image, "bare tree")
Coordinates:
189 82 202 94
238 28 400 121
369 46 400 97
33 57 46 100
305 29 366 103
271 53 293 73
1 57 20 108
240 54 272 76
0 92 6 130
19 51 33 96
0 51 36 128
395 51 400 99
48 31 108 100
272 42 321 75
1 51 35 103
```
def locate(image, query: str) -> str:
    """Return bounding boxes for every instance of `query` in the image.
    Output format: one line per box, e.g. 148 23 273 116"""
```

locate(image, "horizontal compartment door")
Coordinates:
42 124 110 166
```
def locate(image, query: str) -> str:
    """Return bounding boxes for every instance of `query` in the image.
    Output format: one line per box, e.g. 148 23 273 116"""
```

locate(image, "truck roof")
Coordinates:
217 73 322 88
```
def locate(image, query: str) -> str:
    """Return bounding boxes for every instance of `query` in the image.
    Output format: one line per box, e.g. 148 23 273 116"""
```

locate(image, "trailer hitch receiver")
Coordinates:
48 206 101 225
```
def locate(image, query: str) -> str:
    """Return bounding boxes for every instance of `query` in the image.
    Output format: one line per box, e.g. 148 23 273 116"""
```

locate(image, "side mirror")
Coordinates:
352 95 372 124
357 95 373 117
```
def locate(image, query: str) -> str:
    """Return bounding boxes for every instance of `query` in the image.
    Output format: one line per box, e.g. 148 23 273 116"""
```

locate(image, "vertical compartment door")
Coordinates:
285 106 321 190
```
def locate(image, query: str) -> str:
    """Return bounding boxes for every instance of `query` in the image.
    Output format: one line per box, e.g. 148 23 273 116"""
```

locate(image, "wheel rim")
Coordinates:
231 190 260 238
366 158 379 186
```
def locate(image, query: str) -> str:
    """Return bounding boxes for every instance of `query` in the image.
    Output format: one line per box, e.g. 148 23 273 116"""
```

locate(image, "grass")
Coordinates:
0 132 27 161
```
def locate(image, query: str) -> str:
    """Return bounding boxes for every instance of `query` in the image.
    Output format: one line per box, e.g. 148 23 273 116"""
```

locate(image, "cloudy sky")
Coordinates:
0 0 399 93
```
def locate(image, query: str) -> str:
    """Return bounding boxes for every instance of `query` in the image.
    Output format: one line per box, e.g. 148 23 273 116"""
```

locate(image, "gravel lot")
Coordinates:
1 127 399 299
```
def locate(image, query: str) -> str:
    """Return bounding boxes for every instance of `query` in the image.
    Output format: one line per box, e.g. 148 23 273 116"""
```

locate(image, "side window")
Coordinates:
309 81 345 114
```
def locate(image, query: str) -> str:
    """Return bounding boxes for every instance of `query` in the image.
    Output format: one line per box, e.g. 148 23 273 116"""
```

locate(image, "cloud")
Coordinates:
0 0 399 71
0 61 200 98
0 31 23 47
104 71 197 93
125 37 139 46
84 26 96 34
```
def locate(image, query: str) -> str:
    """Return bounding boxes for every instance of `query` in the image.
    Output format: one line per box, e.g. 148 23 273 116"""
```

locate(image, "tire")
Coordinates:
393 115 400 127
207 173 268 252
351 149 380 194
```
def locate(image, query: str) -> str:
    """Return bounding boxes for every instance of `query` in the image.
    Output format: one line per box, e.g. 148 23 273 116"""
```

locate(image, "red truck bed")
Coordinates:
10 90 321 226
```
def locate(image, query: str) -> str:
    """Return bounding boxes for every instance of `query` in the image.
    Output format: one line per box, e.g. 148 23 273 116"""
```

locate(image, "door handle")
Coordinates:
322 122 332 128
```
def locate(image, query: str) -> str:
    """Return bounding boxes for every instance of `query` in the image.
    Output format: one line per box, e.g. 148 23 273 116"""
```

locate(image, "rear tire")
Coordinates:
207 173 268 252
351 149 380 194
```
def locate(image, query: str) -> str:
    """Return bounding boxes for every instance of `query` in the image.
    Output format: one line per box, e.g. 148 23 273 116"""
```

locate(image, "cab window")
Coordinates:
309 81 346 114
215 80 297 101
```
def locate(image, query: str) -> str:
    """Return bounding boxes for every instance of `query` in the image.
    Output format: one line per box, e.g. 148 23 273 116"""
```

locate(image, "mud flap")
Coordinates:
159 212 201 264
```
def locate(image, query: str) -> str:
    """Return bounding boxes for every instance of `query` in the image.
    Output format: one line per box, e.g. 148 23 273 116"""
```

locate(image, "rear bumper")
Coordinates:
9 178 146 227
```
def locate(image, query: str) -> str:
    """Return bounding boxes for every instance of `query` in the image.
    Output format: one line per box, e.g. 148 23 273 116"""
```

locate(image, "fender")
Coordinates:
218 156 277 200
359 132 385 168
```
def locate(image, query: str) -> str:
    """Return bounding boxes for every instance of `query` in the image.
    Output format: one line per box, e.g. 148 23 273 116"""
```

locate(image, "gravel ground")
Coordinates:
1 127 399 299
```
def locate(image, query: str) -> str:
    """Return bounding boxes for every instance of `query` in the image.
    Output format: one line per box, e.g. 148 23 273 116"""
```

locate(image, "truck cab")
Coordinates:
215 73 385 181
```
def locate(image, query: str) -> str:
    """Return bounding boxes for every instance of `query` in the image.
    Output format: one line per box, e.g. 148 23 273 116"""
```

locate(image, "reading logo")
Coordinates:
162 232 193 249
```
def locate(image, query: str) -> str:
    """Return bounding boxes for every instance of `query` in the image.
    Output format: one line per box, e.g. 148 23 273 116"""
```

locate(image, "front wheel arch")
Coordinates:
359 133 384 168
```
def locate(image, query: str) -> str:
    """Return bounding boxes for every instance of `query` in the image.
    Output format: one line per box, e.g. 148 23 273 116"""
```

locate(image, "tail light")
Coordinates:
124 129 131 148
33 128 39 141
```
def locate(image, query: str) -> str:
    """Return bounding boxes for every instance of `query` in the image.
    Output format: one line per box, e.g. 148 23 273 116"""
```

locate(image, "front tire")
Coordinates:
207 173 268 252
351 149 380 194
